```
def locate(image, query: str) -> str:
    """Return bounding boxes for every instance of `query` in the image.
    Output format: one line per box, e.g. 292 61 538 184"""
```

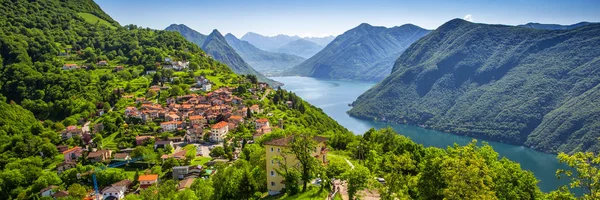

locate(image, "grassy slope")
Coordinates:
77 13 116 29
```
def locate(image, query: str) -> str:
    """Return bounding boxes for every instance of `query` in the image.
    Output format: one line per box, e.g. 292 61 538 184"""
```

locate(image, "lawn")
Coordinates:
77 13 116 29
191 157 212 166
262 186 328 200
102 132 119 150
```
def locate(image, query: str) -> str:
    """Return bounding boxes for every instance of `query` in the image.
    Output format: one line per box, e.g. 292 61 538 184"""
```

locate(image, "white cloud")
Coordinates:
463 14 473 22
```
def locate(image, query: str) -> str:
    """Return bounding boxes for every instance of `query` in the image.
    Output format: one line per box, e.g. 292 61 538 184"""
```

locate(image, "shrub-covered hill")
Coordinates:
349 19 600 154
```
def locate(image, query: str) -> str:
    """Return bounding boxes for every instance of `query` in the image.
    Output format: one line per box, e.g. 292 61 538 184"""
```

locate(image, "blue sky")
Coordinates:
96 0 600 38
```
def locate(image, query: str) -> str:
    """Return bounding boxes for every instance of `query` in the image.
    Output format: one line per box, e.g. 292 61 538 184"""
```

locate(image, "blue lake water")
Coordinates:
270 76 573 193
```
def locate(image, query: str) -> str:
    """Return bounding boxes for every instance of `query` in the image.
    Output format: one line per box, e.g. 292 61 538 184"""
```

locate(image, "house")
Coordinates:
56 145 69 153
154 140 174 150
146 70 157 75
202 83 212 91
185 125 203 143
139 174 159 189
255 126 272 136
40 185 58 197
161 121 182 132
97 60 108 66
189 115 206 126
210 121 229 142
62 63 79 70
166 113 181 121
87 149 112 163
264 135 328 195
114 66 124 72
255 118 270 130
63 147 83 162
136 136 154 145
173 165 204 180
57 161 77 174
172 166 190 180
101 185 126 200
179 178 195 190
286 101 293 108
164 57 172 62
52 190 69 198
228 115 244 125
62 125 83 139
250 104 260 113
113 153 131 161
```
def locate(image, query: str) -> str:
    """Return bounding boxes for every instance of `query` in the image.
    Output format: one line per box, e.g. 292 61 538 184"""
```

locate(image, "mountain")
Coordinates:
349 19 600 154
165 24 280 86
274 39 323 58
303 35 336 46
240 32 335 52
284 23 431 81
224 33 305 75
241 32 301 50
518 22 593 30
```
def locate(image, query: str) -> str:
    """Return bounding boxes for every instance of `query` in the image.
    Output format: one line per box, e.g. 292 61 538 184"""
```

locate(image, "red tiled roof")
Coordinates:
62 147 81 154
138 174 159 181
211 121 228 129
189 115 204 120
256 118 268 123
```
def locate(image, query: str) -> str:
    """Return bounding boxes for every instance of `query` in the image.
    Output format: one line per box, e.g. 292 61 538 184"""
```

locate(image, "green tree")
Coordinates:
209 146 225 158
556 152 600 199
67 183 87 199
191 178 214 200
343 164 371 200
288 134 320 192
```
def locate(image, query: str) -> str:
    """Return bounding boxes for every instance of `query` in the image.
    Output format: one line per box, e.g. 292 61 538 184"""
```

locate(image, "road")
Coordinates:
260 88 271 101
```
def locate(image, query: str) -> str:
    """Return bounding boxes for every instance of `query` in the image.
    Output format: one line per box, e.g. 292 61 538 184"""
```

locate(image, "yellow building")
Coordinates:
264 135 328 195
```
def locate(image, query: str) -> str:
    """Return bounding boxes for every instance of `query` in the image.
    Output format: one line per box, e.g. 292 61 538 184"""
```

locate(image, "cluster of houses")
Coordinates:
124 87 271 144
162 57 189 71
47 81 285 199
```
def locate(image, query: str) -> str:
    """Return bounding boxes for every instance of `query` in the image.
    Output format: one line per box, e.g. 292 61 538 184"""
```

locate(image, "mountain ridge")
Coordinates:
349 19 600 154
165 24 280 86
283 23 431 81
224 33 305 75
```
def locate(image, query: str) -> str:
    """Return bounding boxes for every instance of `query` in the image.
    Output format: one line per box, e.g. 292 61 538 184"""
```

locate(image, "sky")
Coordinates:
96 0 600 38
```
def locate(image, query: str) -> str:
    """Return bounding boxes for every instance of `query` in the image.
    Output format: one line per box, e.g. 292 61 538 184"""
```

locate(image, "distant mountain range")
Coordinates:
518 22 593 30
224 33 305 75
283 23 430 81
240 32 334 58
274 39 323 59
349 19 600 154
165 24 280 86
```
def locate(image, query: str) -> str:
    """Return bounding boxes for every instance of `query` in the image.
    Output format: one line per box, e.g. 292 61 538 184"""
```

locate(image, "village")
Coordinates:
42 70 293 199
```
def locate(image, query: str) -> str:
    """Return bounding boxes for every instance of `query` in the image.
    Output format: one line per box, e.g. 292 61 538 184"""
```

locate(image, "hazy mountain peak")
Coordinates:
209 29 223 37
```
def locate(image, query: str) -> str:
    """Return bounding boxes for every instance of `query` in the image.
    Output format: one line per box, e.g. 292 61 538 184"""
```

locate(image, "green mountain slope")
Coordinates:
349 19 600 154
165 24 280 86
274 39 323 58
165 24 208 45
224 33 305 75
284 23 431 81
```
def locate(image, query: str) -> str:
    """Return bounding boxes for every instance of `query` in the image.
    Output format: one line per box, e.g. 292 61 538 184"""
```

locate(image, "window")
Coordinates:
271 160 274 164
270 147 273 152
277 148 280 152
271 182 275 186
271 170 275 176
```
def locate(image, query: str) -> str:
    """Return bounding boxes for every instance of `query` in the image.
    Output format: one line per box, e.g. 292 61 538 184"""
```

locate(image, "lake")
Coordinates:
270 76 572 193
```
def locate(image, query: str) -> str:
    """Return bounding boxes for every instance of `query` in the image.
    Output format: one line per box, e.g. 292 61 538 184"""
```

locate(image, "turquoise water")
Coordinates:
270 76 572 193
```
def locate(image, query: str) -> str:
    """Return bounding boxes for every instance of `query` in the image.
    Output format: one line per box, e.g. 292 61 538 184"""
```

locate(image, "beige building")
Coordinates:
264 135 328 195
